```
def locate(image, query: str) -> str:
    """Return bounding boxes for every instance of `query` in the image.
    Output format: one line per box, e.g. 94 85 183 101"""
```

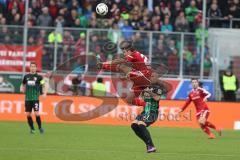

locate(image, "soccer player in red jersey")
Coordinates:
179 78 222 139
98 41 171 105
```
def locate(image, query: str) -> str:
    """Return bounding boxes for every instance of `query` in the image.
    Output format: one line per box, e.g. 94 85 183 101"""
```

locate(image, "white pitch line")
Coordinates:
0 147 238 157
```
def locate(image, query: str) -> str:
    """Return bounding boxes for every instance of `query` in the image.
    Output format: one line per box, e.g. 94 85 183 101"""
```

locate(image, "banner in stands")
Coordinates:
0 45 43 72
0 94 239 130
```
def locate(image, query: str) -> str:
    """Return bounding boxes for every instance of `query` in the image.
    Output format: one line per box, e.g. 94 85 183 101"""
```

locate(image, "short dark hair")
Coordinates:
119 40 134 51
30 61 37 66
97 77 103 83
191 78 198 82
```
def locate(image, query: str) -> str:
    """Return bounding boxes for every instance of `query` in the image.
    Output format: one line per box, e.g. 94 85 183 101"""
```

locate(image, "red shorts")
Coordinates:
196 109 210 120
128 69 152 86
128 69 152 97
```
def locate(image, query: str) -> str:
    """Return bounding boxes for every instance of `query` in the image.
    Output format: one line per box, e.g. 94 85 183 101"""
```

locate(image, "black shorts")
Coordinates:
136 110 158 127
25 100 39 112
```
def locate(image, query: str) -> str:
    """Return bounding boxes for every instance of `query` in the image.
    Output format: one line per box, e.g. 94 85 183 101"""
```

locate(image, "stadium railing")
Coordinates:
0 25 212 79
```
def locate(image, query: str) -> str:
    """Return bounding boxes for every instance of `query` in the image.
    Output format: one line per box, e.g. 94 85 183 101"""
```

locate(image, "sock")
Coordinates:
132 98 146 106
200 124 211 135
102 63 119 72
138 124 154 146
205 121 216 130
27 116 34 130
36 116 42 129
131 123 147 144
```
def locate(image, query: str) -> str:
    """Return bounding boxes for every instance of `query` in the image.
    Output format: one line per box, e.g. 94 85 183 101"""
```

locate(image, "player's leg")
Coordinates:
197 110 215 139
131 120 148 144
204 112 222 136
137 121 156 153
25 101 35 133
33 100 44 133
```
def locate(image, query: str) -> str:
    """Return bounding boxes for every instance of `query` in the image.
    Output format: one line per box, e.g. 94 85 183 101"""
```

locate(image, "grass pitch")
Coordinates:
0 121 239 160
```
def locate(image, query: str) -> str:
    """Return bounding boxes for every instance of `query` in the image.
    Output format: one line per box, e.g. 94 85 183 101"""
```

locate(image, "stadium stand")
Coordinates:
0 0 239 77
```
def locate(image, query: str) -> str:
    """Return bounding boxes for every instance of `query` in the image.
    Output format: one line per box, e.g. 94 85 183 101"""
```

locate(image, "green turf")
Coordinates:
0 121 239 160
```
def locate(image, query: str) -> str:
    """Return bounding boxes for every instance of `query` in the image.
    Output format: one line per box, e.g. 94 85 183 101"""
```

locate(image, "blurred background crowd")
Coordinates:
0 0 239 75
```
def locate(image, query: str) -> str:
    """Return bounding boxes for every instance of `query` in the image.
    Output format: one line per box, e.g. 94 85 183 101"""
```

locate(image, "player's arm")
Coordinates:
105 58 126 65
20 84 25 93
200 88 211 101
20 75 27 93
180 95 191 112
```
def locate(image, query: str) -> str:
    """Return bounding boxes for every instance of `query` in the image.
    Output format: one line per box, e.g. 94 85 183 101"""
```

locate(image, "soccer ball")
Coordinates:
96 3 108 16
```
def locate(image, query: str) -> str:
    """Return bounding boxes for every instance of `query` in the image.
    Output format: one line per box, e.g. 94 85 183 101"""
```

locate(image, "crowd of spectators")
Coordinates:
0 0 240 31
1 0 238 76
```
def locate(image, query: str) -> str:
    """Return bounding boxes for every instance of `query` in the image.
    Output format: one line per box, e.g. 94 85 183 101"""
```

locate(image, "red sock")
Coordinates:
200 124 211 135
132 98 146 106
205 121 216 130
102 63 119 72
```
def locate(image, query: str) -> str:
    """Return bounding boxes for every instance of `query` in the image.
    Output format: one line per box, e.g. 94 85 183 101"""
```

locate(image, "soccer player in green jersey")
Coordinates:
131 86 162 153
20 62 47 134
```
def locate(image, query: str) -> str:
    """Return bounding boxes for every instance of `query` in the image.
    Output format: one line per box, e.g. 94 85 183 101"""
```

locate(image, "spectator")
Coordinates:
48 31 63 43
185 0 199 32
37 7 52 26
74 32 86 57
28 36 35 46
71 75 86 96
168 49 179 74
92 77 107 97
37 29 47 45
0 26 9 42
7 8 18 24
120 20 133 40
63 31 75 46
225 4 240 19
224 4 240 28
48 0 58 19
42 49 53 70
152 41 168 65
175 11 189 32
132 32 146 54
107 23 121 43
10 13 21 25
165 39 177 55
171 0 183 24
65 9 78 27
195 23 208 50
183 46 193 75
207 3 222 27
0 17 6 25
30 0 41 18
220 69 239 101
161 16 173 32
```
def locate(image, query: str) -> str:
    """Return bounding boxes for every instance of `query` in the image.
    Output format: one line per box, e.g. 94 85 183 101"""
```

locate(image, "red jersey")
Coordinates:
182 87 211 113
125 51 149 71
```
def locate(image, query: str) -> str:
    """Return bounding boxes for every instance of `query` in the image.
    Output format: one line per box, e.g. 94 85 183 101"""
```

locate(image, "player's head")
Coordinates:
30 62 37 74
119 40 134 56
191 78 199 89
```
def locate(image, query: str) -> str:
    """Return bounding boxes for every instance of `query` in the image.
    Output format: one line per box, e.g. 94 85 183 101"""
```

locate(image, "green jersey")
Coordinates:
142 91 160 113
22 73 44 101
